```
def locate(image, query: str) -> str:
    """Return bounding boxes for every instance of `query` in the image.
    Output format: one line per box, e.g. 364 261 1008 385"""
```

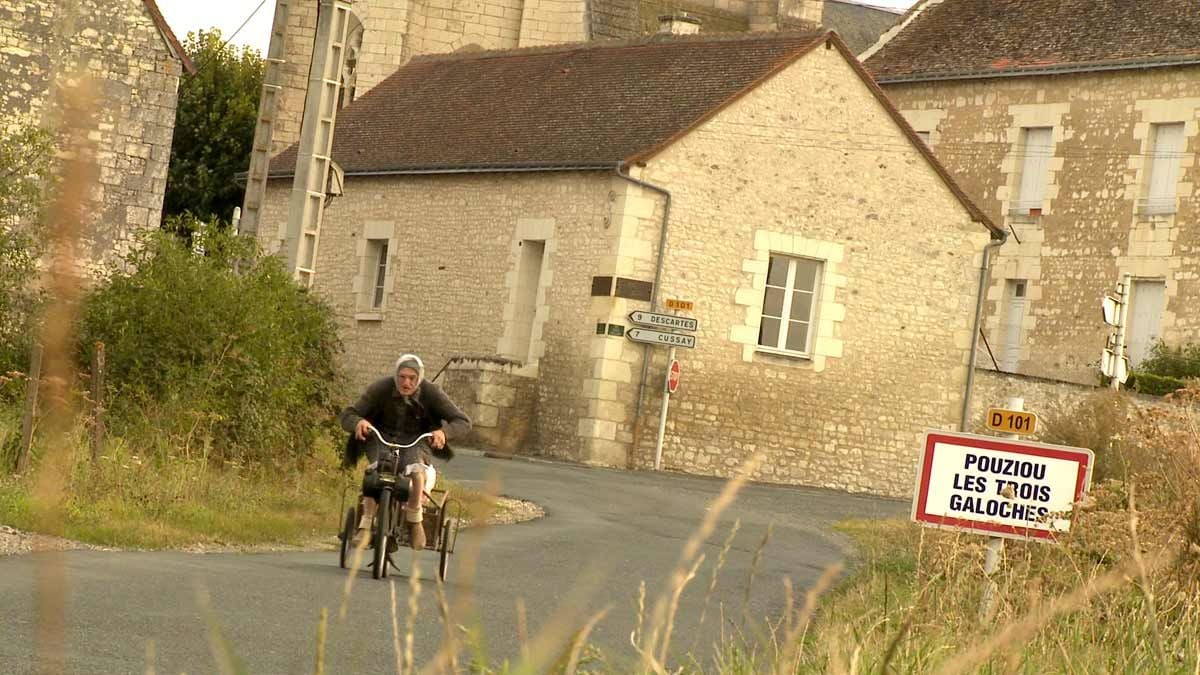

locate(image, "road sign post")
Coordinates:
628 301 697 471
653 347 677 471
913 400 1093 619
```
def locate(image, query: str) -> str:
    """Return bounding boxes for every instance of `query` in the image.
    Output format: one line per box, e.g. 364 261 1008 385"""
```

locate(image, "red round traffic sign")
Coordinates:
667 359 681 394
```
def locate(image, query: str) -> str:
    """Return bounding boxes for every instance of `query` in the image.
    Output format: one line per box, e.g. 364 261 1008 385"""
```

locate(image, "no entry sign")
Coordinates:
912 431 1094 541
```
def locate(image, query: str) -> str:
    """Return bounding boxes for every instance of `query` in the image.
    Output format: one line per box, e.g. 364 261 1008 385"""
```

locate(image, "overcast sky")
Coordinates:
157 0 918 54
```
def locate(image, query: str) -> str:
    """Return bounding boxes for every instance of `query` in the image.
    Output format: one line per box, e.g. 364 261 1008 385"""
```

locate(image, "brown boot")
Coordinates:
405 506 425 551
353 497 377 547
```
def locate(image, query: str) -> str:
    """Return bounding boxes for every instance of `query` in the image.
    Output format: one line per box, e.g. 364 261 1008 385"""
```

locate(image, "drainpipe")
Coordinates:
960 231 1009 432
613 163 672 459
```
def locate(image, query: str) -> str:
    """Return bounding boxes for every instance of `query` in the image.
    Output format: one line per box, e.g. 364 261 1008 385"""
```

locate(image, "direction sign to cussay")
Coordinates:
626 328 696 349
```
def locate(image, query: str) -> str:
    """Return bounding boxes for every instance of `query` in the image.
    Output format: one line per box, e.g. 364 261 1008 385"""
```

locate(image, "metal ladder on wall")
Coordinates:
285 0 353 287
239 0 292 241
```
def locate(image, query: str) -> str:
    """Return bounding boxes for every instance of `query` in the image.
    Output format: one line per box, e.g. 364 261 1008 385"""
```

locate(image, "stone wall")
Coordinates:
604 44 992 497
1 0 183 276
882 67 1200 385
258 170 615 463
438 357 539 453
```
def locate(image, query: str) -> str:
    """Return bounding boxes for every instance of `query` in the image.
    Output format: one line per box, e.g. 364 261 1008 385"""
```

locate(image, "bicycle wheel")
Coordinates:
339 506 356 569
372 490 391 580
437 518 452 582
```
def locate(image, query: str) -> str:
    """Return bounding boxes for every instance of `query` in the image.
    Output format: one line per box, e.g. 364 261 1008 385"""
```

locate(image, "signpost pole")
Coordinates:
1110 274 1131 391
653 345 676 471
979 396 1023 621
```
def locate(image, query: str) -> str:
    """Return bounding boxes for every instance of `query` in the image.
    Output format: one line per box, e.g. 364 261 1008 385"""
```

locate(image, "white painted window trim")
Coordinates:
756 254 823 358
731 230 846 372
1140 122 1186 216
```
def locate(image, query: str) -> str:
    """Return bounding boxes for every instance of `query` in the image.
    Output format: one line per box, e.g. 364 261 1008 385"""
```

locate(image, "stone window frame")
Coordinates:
352 220 398 321
1130 98 1200 225
999 103 1069 223
730 230 846 372
497 217 556 371
900 108 946 148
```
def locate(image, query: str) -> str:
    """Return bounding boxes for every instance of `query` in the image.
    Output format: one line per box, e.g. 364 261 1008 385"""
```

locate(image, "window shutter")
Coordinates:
1016 127 1053 211
1147 123 1185 213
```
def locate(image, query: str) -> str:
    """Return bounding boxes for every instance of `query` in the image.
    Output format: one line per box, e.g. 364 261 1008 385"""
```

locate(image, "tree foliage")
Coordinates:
163 30 263 225
78 223 345 462
0 122 53 372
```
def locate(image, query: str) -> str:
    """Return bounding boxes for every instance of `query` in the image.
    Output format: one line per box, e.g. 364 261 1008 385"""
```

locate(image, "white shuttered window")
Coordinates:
1142 123 1185 215
1013 126 1053 214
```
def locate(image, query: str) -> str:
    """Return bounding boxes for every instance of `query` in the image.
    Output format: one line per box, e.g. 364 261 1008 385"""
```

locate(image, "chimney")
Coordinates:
796 0 824 26
658 13 702 35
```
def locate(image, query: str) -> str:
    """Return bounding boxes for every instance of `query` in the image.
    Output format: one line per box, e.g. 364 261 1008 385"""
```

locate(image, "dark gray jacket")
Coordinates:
339 377 471 467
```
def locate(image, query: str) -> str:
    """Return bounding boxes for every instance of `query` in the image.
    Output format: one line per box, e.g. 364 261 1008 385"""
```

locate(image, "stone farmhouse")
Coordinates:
262 0 900 156
864 0 1200 384
1 0 193 276
257 31 1002 497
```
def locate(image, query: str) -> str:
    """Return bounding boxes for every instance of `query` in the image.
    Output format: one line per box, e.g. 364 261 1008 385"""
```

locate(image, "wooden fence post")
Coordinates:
91 341 105 462
17 343 43 474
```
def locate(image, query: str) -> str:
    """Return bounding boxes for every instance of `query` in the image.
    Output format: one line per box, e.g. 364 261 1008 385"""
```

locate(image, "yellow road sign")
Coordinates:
986 408 1038 435
665 298 693 311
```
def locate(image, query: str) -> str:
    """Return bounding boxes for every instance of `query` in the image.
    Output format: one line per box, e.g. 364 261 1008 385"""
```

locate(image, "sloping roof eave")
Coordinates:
142 0 197 75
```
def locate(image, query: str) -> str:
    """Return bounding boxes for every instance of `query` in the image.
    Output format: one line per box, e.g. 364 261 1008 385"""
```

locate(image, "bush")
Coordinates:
77 225 345 464
0 123 53 373
1130 371 1187 396
1040 390 1136 482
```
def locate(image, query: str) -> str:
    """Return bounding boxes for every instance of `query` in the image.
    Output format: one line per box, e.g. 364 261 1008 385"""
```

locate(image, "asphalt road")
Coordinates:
0 454 905 673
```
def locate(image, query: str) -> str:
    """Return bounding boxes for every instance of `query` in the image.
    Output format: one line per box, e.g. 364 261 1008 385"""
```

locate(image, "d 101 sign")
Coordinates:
912 431 1094 542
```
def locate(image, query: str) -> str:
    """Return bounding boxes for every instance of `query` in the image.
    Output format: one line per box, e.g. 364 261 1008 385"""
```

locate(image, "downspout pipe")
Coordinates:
960 230 1009 432
613 163 672 458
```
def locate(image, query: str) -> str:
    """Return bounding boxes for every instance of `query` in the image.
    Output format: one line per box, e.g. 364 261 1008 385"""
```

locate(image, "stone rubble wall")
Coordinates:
1 0 182 276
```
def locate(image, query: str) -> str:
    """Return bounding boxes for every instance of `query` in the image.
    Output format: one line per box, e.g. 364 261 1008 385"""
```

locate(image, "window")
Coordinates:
1140 122 1185 216
758 254 822 355
1012 126 1053 215
1128 279 1166 367
506 239 546 363
998 279 1028 372
365 238 389 310
915 130 932 146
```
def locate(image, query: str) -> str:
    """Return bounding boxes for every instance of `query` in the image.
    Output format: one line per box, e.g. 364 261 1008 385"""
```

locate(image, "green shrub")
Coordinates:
0 123 53 373
77 225 345 464
1040 390 1135 482
1130 371 1187 396
1138 342 1200 378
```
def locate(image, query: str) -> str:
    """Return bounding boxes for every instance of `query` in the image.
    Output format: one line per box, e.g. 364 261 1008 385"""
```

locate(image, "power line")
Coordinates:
221 0 270 50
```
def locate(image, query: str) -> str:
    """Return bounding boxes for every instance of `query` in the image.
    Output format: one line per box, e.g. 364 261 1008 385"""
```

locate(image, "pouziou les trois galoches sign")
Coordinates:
911 431 1093 542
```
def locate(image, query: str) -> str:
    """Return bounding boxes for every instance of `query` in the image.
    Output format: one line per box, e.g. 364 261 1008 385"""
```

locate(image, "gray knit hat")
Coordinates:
394 353 425 386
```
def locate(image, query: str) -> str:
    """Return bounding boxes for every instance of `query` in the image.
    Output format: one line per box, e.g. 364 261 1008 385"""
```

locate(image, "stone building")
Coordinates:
258 31 1000 497
0 0 193 275
864 0 1200 384
262 0 899 155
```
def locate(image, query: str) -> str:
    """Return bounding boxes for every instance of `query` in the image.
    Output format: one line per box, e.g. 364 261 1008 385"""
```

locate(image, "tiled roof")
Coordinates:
865 0 1200 82
270 31 828 174
142 0 196 74
821 0 901 55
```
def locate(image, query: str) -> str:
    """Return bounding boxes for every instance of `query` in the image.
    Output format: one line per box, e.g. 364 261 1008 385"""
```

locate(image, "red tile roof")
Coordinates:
865 0 1200 82
142 0 197 75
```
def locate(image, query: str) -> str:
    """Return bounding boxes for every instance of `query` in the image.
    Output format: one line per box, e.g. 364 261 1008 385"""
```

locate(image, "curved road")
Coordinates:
0 454 904 673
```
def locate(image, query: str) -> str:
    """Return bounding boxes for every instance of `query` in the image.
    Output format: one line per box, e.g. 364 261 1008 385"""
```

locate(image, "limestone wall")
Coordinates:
258 170 615 462
612 44 991 497
883 67 1200 384
1 0 183 275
